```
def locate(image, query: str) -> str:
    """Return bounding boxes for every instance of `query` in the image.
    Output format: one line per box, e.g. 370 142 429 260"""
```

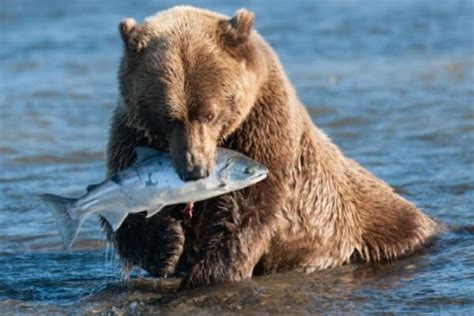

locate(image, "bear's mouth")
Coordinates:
183 202 194 220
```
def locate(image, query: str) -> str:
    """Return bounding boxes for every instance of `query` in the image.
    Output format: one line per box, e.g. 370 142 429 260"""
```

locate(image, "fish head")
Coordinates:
215 149 268 190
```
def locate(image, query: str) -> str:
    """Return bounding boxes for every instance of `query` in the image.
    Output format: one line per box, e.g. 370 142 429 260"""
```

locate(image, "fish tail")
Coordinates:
39 193 82 250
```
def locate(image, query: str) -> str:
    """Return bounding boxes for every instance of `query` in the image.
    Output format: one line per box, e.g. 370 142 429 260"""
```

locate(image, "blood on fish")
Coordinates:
183 202 194 220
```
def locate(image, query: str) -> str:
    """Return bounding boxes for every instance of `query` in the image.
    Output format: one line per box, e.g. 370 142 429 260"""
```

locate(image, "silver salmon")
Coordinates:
40 147 268 250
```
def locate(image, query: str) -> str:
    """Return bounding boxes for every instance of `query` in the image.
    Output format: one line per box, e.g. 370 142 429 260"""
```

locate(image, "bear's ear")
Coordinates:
219 9 255 47
119 18 147 51
119 18 137 43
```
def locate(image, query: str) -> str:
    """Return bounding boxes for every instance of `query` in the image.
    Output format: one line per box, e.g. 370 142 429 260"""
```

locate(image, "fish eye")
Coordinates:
244 167 256 174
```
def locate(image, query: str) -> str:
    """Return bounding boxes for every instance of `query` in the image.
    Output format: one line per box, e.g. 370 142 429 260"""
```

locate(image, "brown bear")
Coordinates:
103 6 440 289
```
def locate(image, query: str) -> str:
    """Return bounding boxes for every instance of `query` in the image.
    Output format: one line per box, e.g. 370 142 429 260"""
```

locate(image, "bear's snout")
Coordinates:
181 164 209 181
175 151 212 181
169 124 216 182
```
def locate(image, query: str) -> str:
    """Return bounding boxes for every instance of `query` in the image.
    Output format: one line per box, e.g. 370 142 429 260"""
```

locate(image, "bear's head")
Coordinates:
118 6 266 181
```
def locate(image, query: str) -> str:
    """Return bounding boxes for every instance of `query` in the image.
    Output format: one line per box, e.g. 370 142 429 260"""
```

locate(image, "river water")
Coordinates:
1 0 473 314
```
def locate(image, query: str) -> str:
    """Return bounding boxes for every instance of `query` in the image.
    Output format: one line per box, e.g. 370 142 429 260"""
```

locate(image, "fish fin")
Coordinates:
39 193 82 250
146 204 166 218
219 181 227 188
135 146 160 162
100 209 128 231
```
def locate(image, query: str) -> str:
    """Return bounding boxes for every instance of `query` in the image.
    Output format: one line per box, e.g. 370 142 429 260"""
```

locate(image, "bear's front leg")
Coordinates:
102 206 185 278
179 195 273 289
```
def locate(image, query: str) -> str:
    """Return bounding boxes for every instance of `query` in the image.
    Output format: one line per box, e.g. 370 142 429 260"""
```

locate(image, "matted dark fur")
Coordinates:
103 6 439 289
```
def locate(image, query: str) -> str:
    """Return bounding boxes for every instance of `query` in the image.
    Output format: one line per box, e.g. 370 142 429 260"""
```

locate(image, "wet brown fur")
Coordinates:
104 6 439 288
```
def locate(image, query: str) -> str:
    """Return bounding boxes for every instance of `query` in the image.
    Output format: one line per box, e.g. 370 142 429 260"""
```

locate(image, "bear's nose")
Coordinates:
181 165 209 181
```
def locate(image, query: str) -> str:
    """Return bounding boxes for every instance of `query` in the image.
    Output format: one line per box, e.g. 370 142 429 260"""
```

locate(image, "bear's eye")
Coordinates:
200 113 215 124
166 116 178 125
